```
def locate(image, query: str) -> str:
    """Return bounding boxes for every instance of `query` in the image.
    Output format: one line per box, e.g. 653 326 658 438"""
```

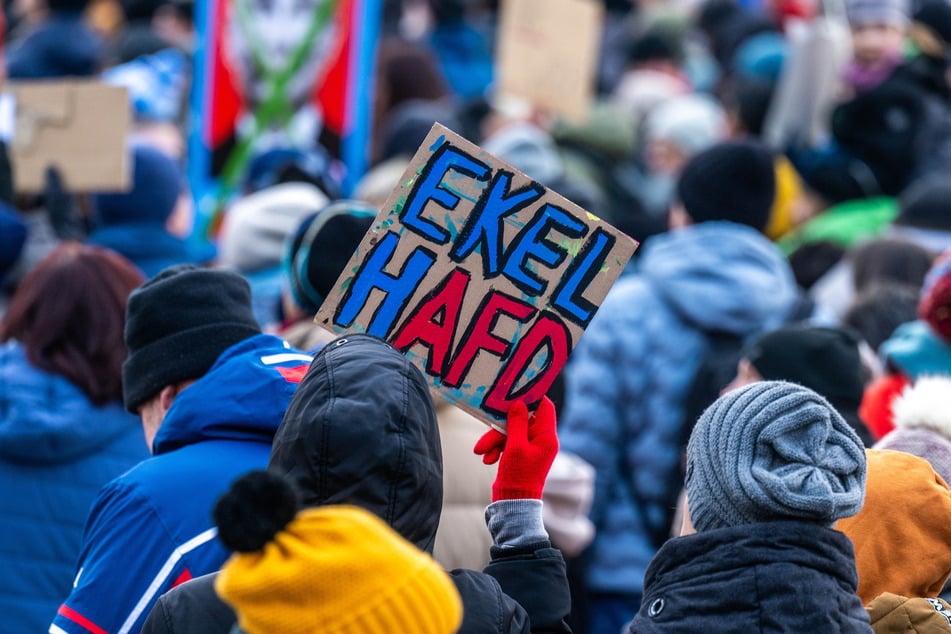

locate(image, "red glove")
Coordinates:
473 397 559 501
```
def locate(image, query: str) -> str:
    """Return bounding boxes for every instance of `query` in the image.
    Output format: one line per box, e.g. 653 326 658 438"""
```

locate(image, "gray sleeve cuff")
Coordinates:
485 499 549 549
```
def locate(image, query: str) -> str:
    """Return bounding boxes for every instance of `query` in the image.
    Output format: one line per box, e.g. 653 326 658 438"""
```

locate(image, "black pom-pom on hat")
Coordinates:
214 471 301 553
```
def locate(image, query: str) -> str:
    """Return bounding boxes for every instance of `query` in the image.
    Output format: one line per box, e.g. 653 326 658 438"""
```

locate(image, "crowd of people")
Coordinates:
3 0 951 632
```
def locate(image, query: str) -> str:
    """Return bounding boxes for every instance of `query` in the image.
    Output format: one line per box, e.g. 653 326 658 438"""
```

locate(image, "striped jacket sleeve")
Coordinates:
50 479 218 634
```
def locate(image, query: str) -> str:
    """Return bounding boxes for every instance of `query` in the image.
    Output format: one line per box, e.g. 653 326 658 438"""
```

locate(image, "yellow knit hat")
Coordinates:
214 471 463 634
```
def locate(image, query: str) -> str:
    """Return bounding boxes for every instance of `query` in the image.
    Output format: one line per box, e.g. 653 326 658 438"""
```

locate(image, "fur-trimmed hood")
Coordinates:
875 376 951 484
892 376 951 437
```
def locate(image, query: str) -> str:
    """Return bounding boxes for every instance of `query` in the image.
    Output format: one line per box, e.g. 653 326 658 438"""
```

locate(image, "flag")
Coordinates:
188 0 382 234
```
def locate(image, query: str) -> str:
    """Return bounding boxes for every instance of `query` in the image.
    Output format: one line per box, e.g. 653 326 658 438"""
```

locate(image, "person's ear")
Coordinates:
159 381 193 413
158 385 179 413
680 494 696 536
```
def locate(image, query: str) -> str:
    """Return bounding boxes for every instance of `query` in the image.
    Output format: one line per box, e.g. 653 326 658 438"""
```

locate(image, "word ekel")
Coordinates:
333 139 615 416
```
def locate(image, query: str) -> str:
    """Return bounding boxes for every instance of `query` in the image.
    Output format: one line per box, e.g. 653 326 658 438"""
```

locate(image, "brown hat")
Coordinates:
837 450 951 604
868 593 951 633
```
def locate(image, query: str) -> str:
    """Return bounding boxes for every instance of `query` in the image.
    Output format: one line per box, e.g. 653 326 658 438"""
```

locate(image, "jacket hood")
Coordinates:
636 521 870 632
641 221 798 334
0 341 144 464
153 335 312 454
647 521 860 587
836 449 951 604
269 334 443 553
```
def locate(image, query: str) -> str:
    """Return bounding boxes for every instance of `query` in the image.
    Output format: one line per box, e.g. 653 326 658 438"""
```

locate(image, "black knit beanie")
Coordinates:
122 265 261 413
676 141 776 232
744 326 865 408
285 201 375 315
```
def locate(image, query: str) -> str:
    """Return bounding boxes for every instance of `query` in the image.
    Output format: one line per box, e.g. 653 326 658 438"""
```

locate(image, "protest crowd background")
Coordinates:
4 0 951 632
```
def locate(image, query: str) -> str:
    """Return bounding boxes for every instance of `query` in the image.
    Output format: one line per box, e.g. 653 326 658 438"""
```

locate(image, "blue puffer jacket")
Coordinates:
560 222 798 596
628 522 873 632
51 335 311 634
0 342 149 633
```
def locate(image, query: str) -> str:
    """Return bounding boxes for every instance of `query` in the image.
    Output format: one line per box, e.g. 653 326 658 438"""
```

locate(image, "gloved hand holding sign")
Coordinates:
474 396 559 502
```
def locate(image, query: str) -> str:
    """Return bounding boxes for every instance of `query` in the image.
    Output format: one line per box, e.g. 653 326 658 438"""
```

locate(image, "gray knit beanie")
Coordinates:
686 381 867 533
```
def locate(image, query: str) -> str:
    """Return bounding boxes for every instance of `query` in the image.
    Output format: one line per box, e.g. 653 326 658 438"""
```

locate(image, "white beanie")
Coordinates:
645 94 727 156
219 182 329 273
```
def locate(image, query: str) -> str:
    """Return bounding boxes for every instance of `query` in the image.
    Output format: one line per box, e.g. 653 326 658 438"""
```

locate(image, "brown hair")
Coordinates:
0 242 144 405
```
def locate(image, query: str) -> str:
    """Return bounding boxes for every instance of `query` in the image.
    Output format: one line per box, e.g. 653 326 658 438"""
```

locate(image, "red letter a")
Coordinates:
391 268 471 377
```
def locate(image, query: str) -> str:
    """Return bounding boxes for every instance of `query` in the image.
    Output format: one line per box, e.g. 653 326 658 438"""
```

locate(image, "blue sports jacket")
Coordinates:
50 335 311 634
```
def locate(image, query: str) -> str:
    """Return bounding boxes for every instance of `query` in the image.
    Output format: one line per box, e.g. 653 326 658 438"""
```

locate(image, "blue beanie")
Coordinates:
733 32 787 81
882 320 951 378
93 145 182 226
686 381 867 533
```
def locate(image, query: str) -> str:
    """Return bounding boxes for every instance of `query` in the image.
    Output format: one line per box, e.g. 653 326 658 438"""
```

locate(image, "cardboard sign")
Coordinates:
496 0 603 122
7 81 130 193
316 124 638 428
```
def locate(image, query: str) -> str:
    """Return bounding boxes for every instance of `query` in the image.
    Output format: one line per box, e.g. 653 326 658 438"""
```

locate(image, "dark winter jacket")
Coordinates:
142 334 571 634
0 342 148 632
628 521 873 633
51 335 311 634
832 72 951 196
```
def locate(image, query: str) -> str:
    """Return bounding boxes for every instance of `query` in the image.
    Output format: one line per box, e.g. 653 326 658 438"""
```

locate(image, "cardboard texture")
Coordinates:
316 123 638 429
7 81 130 193
495 0 603 122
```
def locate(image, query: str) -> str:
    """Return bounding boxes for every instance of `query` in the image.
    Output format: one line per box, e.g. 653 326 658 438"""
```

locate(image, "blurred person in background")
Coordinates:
108 0 189 64
561 141 798 633
279 200 375 352
372 36 451 162
860 250 951 439
6 0 103 78
843 282 921 351
87 144 214 278
724 325 875 444
810 237 933 322
0 243 149 632
635 93 727 217
217 173 329 328
425 0 493 101
844 0 908 93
